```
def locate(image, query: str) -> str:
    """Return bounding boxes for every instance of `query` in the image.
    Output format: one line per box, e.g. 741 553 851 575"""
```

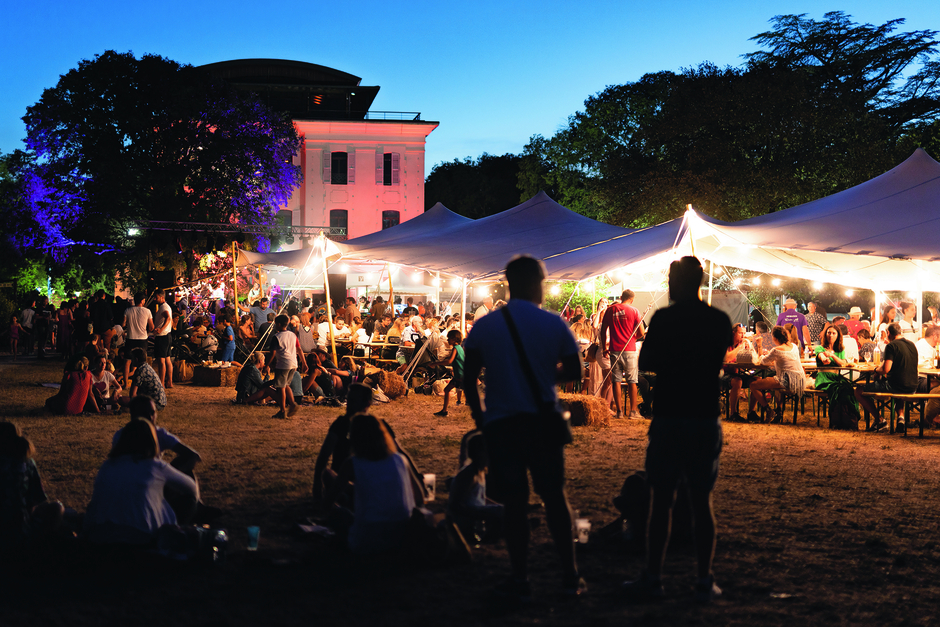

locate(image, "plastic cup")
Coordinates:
576 518 591 544
247 526 260 551
423 473 436 502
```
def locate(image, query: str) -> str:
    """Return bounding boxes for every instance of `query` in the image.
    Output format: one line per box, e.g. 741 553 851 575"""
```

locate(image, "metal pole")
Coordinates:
232 241 238 310
461 279 468 336
320 234 338 366
388 266 394 316
707 259 714 306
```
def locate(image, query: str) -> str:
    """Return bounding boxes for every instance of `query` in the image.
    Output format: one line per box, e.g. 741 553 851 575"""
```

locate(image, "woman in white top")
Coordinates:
326 414 424 555
747 326 806 424
84 419 197 545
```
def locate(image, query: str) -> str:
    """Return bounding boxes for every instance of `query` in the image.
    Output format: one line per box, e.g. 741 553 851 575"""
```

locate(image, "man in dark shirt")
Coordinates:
856 322 919 432
624 256 732 604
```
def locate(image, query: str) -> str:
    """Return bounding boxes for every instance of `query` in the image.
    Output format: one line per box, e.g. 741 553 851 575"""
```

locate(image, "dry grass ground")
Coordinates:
2 356 940 626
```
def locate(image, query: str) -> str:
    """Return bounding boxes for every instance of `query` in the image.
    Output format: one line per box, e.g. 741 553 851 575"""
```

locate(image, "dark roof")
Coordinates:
198 59 379 120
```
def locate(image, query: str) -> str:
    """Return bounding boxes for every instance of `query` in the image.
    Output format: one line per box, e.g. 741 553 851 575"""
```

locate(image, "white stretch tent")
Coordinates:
335 191 641 281
685 149 940 292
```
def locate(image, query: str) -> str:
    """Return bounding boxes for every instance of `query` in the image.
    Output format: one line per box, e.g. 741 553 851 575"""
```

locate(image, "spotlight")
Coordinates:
812 282 823 290
550 285 561 296
752 277 761 285
845 289 854 297
771 278 781 287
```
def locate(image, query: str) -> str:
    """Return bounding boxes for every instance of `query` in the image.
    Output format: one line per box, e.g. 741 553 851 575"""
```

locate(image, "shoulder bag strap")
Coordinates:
501 306 546 407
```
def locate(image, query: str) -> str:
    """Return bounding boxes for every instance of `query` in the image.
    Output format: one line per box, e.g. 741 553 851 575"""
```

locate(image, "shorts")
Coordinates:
153 334 171 358
610 350 638 383
126 338 148 355
482 413 567 506
645 417 722 495
274 368 296 389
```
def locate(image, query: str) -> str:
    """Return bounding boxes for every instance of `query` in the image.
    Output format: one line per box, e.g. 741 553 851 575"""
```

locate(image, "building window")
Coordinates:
382 210 400 230
330 209 348 240
376 152 400 186
331 152 347 185
323 150 355 185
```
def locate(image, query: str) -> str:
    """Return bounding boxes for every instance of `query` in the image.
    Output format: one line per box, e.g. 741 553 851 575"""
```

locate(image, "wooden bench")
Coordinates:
861 392 940 437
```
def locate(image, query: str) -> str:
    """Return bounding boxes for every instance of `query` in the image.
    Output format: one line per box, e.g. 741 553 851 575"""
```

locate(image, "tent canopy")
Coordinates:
687 149 940 291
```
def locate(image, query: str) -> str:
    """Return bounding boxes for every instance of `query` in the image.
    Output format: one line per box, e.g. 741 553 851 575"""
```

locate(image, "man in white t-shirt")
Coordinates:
463 255 584 600
153 289 174 389
122 292 154 385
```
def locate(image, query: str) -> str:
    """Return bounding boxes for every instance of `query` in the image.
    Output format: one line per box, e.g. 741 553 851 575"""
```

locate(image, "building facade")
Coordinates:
200 59 438 247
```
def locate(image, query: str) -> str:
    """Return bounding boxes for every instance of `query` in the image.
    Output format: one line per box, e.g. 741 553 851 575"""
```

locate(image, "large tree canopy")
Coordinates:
519 12 940 228
424 153 523 219
22 50 303 286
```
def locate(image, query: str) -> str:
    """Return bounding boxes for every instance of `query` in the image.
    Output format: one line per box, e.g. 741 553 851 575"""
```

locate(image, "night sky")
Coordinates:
2 0 939 171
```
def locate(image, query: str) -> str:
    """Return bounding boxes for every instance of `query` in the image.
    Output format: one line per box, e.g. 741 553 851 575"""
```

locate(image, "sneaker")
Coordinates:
271 410 286 419
455 399 463 406
746 411 761 424
728 412 742 423
621 572 665 601
770 412 783 425
694 575 722 604
628 410 642 420
287 404 299 418
562 574 588 597
433 410 448 417
896 420 906 434
493 577 532 604
866 421 887 432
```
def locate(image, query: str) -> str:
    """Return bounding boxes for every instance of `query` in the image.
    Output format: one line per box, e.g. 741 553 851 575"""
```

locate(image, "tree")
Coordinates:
424 153 524 218
22 51 303 288
523 13 940 227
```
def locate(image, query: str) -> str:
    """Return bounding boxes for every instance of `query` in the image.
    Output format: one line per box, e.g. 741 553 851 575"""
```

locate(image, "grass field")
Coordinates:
2 356 940 626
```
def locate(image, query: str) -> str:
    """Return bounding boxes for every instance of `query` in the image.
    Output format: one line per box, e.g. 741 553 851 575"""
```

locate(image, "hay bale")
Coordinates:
559 392 610 428
192 364 241 387
378 371 407 399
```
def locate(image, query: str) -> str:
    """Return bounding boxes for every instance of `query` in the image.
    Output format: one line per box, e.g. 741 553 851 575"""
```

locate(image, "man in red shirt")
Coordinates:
600 289 645 419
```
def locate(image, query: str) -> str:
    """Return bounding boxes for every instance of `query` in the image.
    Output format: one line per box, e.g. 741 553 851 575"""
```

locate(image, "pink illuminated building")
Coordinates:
201 59 438 246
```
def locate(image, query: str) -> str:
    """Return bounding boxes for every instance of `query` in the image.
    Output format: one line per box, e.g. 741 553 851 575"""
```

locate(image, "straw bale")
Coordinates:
192 364 241 387
378 371 407 399
559 392 610 428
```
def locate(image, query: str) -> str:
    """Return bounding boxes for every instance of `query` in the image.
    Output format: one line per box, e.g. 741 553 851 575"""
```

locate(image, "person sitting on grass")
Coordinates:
0 421 65 555
44 356 101 416
312 383 374 507
111 396 220 525
313 384 427 509
324 413 425 555
116 348 167 411
431 330 465 417
447 432 503 541
84 418 198 546
235 352 270 404
91 354 122 410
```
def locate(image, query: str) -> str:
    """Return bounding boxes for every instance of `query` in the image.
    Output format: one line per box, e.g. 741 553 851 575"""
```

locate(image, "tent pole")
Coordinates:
918 291 924 338
232 241 238 310
320 234 338 366
461 279 468 336
436 272 441 315
707 259 714 306
874 292 881 339
388 265 394 315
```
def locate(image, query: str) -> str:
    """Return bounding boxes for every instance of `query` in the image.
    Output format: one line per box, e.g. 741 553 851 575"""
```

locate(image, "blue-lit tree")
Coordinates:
22 50 303 289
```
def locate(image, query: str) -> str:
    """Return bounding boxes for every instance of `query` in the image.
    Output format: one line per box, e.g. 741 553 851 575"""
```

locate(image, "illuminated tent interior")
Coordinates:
683 149 940 293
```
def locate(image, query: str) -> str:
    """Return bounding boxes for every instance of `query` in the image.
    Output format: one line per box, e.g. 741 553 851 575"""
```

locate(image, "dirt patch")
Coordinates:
2 358 940 626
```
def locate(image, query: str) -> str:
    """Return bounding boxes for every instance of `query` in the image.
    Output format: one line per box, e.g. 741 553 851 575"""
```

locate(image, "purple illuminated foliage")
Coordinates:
21 50 303 286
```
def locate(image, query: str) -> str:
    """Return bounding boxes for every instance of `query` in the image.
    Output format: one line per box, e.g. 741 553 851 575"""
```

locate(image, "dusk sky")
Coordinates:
2 1 939 173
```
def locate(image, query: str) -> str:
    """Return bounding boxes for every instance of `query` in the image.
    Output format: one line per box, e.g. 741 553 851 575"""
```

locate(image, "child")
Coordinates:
219 313 236 366
9 315 21 362
447 432 503 540
431 330 464 417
